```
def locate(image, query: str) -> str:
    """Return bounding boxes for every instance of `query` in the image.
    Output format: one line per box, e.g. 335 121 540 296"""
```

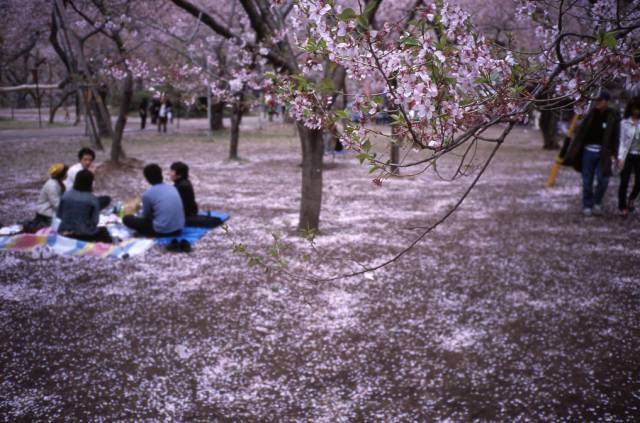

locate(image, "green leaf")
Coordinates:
368 164 380 174
291 73 308 90
363 0 378 15
356 152 369 164
338 8 357 20
401 36 420 47
356 15 369 29
373 95 384 105
390 113 406 124
599 31 617 50
335 109 349 120
317 78 335 94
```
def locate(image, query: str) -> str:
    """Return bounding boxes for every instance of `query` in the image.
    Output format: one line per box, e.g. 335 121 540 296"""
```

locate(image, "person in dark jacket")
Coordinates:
139 98 148 130
564 90 621 217
169 161 223 228
57 170 112 243
169 161 198 217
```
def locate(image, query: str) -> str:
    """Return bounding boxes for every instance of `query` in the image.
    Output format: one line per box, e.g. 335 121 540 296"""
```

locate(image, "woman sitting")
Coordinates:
23 163 68 233
169 161 223 228
57 169 112 243
169 161 198 218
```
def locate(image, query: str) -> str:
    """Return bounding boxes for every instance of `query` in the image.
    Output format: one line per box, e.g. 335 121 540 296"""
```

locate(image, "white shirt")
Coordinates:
64 162 84 191
618 118 640 161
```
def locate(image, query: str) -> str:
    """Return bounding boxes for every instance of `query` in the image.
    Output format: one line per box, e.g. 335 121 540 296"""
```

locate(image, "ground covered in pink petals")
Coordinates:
1 121 639 421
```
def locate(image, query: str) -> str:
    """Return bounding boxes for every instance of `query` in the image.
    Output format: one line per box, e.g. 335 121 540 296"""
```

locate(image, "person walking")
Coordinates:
157 97 168 133
564 90 621 217
617 96 640 217
139 98 148 130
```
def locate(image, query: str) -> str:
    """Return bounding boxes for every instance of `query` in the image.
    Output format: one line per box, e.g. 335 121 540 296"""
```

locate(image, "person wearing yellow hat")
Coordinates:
22 162 68 233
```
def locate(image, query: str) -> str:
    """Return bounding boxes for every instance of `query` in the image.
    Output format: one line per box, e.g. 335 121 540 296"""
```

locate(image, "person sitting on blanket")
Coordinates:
57 169 113 243
169 161 224 228
22 162 68 233
170 161 198 216
65 147 111 210
123 163 185 237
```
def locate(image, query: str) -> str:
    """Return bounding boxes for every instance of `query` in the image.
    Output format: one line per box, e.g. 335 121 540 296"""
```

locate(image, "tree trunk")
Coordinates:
74 90 81 126
210 101 224 130
81 88 104 151
92 86 112 137
297 123 324 232
539 109 560 150
110 71 133 162
389 125 402 174
48 90 74 124
229 100 243 160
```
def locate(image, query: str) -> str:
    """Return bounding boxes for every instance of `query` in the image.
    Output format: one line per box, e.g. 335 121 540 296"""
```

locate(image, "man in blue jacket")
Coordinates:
123 164 185 236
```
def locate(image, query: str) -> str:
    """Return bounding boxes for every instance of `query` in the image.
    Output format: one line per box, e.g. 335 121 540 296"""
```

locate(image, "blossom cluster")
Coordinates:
283 0 520 151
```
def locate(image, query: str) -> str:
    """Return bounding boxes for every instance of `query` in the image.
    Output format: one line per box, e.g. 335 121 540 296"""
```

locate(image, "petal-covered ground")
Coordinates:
1 119 639 421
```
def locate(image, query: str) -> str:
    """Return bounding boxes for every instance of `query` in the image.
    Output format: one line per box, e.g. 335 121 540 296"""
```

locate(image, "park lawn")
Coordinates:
0 118 74 130
1 123 639 421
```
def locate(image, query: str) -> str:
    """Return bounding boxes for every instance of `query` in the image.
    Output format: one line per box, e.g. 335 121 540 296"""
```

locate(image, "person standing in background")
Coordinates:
564 90 621 217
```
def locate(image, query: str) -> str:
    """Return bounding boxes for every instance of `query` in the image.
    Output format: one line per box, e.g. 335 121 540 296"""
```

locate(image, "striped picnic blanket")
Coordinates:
0 211 230 259
0 232 155 259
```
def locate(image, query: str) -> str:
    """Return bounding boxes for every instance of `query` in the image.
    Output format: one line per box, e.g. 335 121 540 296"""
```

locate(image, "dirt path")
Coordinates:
1 124 639 421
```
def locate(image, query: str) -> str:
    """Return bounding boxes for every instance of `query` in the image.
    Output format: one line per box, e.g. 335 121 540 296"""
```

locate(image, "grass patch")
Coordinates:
0 119 73 130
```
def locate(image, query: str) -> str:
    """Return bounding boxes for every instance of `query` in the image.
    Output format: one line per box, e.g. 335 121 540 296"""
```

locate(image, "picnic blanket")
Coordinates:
156 211 230 246
0 211 230 259
0 232 155 259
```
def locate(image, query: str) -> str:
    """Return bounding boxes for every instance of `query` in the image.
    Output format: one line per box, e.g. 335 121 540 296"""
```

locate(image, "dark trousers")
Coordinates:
98 196 111 210
140 112 147 130
123 215 181 237
22 213 52 233
157 117 167 133
66 227 113 243
618 154 640 210
185 214 223 228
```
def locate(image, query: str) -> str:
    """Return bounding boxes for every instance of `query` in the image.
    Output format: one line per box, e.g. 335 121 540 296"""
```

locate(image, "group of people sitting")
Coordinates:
24 147 217 245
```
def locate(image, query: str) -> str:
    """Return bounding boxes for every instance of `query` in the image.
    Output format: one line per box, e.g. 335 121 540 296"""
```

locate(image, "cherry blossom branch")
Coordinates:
315 122 514 282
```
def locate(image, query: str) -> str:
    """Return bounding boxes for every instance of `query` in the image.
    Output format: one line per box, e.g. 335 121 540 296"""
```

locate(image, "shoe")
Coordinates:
179 240 192 253
582 207 593 217
166 239 180 252
593 204 604 216
621 208 630 218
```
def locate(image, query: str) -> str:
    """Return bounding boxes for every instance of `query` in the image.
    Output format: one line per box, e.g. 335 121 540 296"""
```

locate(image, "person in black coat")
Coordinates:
564 90 621 216
169 161 198 218
169 161 223 228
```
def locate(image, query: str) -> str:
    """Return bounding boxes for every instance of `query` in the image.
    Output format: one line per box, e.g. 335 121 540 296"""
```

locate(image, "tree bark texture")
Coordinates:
48 89 74 124
539 109 560 150
229 101 243 160
210 101 225 130
92 85 112 138
110 71 132 162
390 125 402 175
297 124 324 232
